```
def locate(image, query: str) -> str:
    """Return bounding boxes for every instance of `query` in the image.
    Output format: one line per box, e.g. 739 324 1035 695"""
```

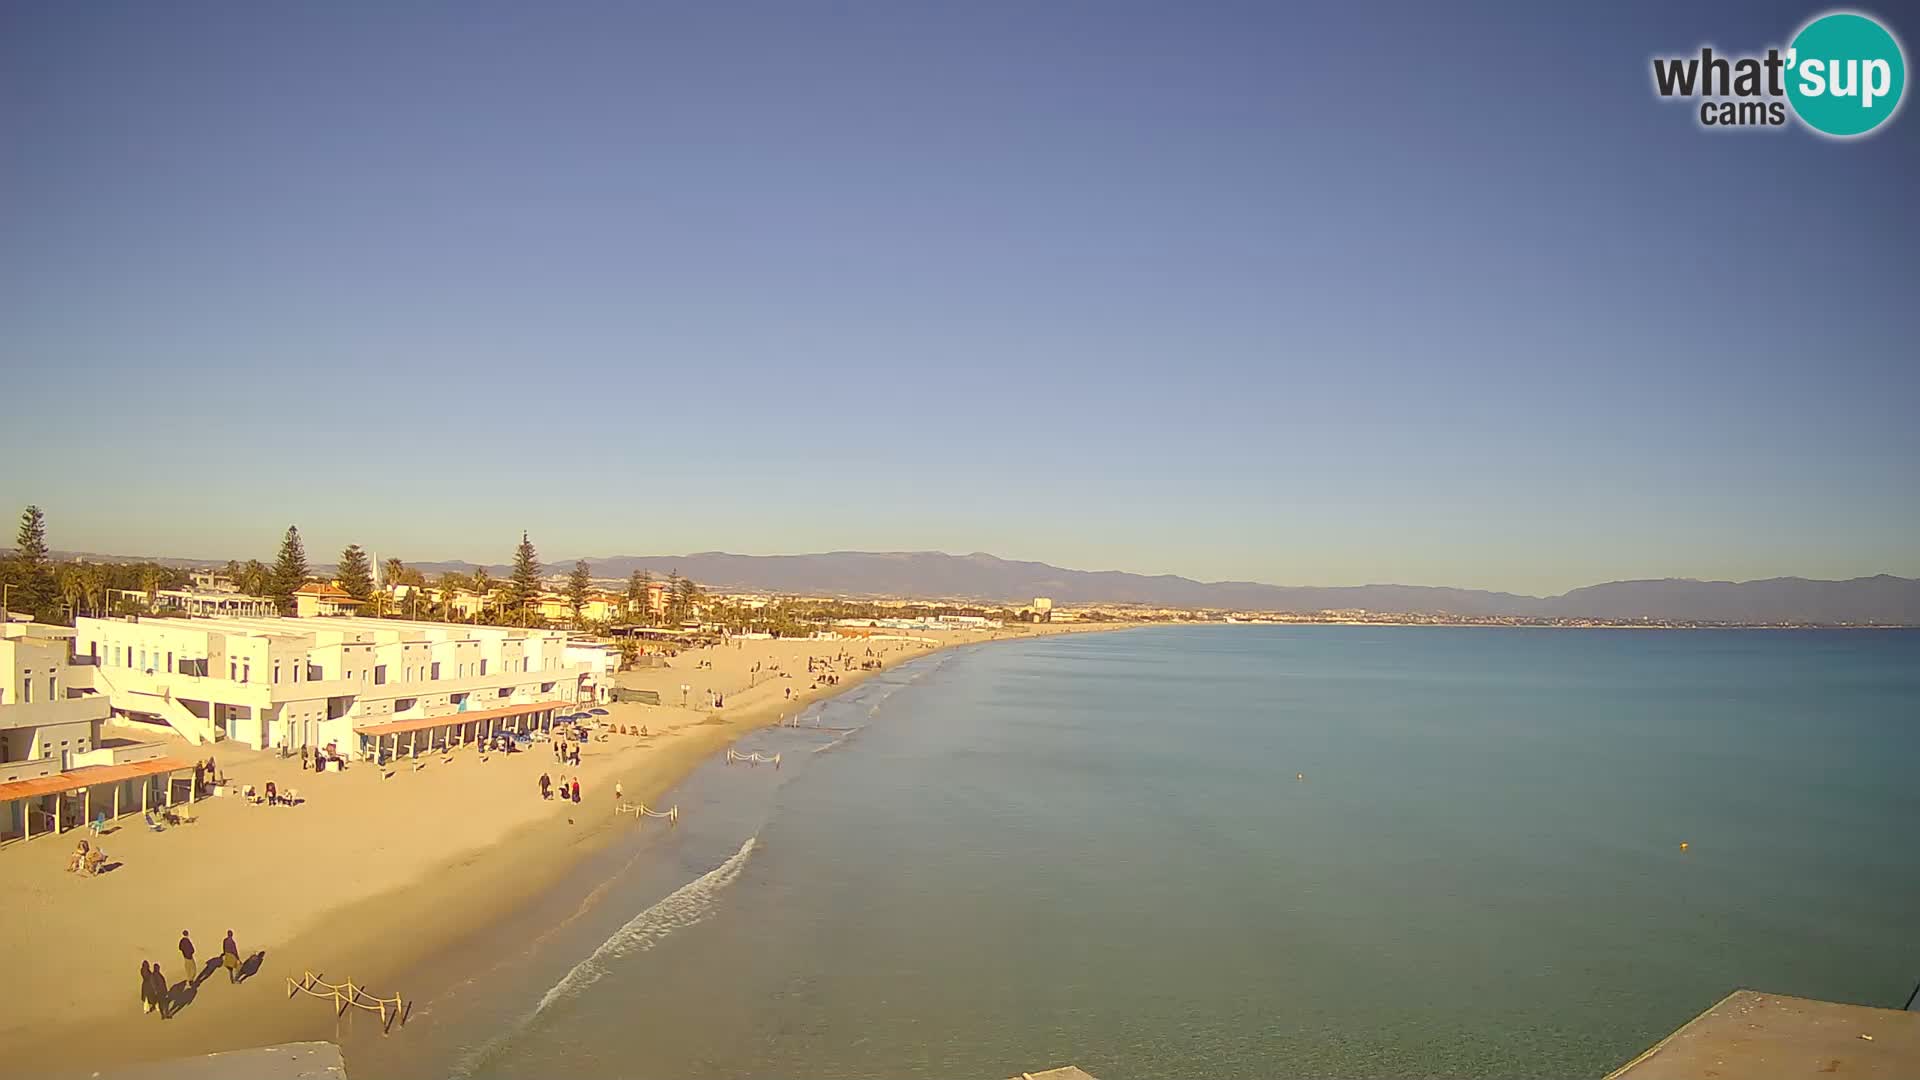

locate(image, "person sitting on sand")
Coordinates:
265 781 278 806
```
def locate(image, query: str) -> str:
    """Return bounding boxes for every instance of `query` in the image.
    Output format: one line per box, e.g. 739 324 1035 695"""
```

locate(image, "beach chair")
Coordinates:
143 812 165 832
88 812 106 836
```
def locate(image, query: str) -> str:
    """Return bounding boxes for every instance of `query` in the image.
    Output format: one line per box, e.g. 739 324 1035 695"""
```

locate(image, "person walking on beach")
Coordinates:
222 930 241 983
614 781 623 803
301 745 311 771
139 960 154 1014
177 930 196 983
571 778 581 803
540 773 551 800
146 958 170 1017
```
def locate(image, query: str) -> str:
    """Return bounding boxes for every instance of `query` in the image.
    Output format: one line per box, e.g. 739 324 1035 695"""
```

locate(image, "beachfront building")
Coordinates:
73 614 592 755
1 621 188 845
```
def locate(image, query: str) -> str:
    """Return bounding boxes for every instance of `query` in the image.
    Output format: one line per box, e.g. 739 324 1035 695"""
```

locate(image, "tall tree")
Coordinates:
470 568 493 622
566 560 593 627
507 532 542 624
54 564 84 623
674 574 699 625
238 559 271 596
663 570 682 624
10 505 54 618
15 505 49 566
383 558 405 588
78 563 105 617
337 544 374 601
626 569 652 624
271 525 309 614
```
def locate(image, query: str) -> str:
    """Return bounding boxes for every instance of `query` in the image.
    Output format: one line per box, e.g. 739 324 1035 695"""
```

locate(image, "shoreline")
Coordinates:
2 623 1130 1076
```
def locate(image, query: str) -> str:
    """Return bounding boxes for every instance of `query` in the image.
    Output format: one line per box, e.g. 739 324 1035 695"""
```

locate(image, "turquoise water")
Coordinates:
366 627 1920 1079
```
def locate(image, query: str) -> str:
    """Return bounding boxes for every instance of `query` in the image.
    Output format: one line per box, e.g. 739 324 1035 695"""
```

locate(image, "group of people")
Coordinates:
67 839 109 877
191 756 219 798
138 929 245 1019
301 744 344 772
539 773 582 803
551 738 581 767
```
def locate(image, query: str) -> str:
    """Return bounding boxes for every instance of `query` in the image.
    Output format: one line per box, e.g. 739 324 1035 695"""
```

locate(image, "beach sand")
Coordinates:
0 624 1115 1074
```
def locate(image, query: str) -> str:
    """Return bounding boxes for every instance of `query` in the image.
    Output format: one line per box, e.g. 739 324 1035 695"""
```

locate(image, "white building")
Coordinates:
74 614 591 756
2 621 186 845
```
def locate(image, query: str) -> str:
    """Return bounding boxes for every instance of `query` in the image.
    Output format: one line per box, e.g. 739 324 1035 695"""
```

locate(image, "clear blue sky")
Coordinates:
2 1 1915 595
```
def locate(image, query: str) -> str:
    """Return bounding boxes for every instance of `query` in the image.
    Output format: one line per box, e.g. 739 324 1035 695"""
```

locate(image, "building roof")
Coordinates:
352 700 571 738
0 755 194 804
294 583 363 603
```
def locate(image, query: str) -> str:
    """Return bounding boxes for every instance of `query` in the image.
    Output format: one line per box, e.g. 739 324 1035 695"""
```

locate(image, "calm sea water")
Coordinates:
361 626 1920 1080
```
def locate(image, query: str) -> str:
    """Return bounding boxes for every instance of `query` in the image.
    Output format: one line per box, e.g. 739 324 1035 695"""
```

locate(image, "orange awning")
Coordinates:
0 756 194 803
353 700 569 738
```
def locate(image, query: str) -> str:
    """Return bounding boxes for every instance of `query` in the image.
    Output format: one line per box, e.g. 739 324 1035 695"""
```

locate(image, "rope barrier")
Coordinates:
285 970 410 1033
726 749 782 768
616 802 680 824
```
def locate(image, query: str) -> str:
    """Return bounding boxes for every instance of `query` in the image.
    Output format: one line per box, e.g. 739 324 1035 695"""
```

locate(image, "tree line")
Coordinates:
1 505 708 632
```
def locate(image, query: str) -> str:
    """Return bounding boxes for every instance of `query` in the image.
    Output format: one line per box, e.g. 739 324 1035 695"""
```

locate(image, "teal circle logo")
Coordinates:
1786 12 1906 137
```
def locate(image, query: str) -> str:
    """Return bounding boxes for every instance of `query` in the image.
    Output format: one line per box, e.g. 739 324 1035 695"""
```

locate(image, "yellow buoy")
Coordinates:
1679 841 1689 851
1296 772 1304 781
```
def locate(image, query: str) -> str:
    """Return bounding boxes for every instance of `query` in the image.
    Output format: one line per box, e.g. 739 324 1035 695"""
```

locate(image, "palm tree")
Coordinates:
55 565 84 624
139 564 162 608
238 560 271 597
470 568 493 622
78 564 104 617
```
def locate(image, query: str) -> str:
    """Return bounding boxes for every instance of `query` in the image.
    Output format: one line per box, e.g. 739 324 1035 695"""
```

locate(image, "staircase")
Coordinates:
86 664 224 746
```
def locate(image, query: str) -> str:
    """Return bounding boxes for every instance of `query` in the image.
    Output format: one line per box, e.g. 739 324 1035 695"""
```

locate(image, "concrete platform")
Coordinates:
81 1042 345 1080
1607 990 1920 1079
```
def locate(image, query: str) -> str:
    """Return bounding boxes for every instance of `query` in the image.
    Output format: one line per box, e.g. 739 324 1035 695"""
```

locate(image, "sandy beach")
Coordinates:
0 623 1118 1075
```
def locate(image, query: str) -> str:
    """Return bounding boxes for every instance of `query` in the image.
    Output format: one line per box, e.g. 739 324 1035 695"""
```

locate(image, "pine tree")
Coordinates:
271 525 309 614
507 531 542 625
11 505 54 618
674 574 698 625
626 568 652 624
337 544 374 601
664 570 681 624
566 560 592 627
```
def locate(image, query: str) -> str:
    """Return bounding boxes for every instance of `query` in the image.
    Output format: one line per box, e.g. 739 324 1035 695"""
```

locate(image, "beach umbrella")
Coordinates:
589 708 609 716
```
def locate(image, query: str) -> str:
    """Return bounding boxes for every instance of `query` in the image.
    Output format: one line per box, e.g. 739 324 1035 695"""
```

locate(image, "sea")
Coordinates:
350 626 1920 1079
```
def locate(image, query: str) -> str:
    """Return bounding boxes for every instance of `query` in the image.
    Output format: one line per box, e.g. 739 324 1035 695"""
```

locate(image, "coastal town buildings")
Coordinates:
1 620 187 845
292 582 364 618
73 614 591 753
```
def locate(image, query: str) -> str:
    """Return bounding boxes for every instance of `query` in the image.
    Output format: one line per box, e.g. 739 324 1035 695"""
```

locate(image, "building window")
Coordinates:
241 662 250 684
374 665 386 686
480 659 489 677
431 662 441 680
273 662 281 685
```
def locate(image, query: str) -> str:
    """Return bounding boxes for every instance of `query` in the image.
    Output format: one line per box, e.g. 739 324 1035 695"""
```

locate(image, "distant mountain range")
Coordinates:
404 551 1918 624
22 547 1920 624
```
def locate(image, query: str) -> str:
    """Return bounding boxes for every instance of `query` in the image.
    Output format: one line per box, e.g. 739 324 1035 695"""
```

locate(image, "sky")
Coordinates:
2 1 1916 596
